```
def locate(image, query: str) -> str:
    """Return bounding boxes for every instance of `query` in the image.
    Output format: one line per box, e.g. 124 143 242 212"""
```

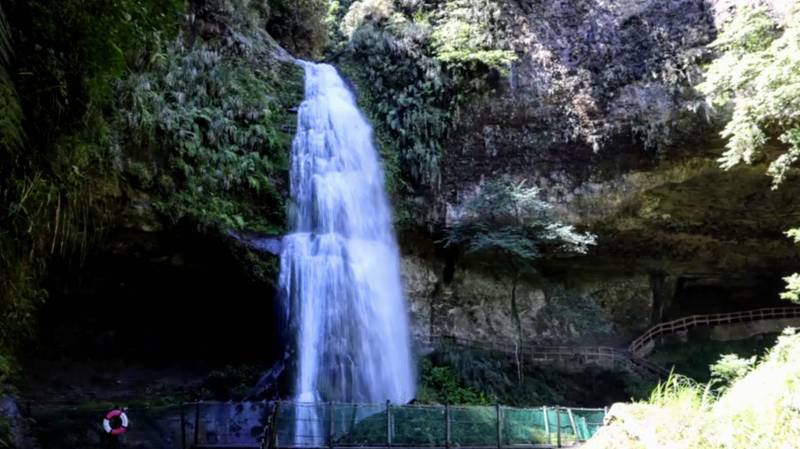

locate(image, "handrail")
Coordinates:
629 307 800 357
421 335 668 379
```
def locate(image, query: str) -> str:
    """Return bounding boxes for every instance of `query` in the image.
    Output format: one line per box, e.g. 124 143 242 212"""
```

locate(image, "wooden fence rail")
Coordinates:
422 307 800 378
629 307 800 358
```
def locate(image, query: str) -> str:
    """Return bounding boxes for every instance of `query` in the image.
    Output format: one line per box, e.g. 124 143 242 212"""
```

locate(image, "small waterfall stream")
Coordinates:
278 61 415 443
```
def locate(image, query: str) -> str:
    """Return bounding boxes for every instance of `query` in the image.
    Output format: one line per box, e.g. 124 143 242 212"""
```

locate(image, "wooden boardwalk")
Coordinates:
629 307 800 357
421 306 800 378
422 336 668 379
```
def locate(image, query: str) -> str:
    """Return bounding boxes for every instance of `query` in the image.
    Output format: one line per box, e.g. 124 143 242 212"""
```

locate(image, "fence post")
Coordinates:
328 402 334 449
567 409 578 442
542 406 550 445
445 403 451 449
194 401 201 447
495 403 502 449
386 400 392 448
272 401 282 449
180 403 187 449
556 406 561 448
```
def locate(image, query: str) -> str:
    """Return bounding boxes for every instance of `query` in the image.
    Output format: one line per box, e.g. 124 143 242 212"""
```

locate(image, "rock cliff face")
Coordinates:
394 0 800 347
402 252 654 346
27 0 799 360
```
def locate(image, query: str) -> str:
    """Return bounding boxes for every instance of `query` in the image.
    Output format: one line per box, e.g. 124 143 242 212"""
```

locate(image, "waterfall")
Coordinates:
278 61 415 443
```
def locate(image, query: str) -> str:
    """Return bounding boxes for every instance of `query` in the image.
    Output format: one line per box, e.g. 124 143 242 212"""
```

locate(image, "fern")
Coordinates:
339 0 516 199
116 18 303 232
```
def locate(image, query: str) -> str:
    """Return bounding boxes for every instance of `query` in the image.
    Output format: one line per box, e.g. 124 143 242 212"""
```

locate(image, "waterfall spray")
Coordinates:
277 61 415 444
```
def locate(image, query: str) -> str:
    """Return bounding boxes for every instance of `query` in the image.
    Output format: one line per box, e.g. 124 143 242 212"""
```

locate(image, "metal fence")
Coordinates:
270 401 606 449
30 401 270 449
29 400 605 449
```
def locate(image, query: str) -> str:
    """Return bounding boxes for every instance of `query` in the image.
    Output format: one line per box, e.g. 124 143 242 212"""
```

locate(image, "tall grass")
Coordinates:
585 329 800 449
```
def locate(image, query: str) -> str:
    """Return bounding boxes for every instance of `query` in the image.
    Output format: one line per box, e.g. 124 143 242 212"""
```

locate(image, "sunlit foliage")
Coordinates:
698 5 800 188
417 360 490 405
341 0 395 38
699 4 800 305
443 178 596 260
429 0 514 69
585 329 800 449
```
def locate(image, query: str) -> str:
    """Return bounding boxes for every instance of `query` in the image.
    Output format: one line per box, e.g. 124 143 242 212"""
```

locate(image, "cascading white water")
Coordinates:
277 61 415 443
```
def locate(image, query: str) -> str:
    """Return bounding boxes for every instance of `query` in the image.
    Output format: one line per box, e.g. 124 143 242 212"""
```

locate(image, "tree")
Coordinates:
698 5 800 187
697 4 800 303
443 179 595 259
442 178 596 380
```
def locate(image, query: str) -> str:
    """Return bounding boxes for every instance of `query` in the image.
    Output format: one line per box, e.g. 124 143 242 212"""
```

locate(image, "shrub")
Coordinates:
584 329 800 449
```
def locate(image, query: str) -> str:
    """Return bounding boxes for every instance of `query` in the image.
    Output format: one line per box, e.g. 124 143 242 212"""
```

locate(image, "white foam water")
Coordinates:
278 61 415 444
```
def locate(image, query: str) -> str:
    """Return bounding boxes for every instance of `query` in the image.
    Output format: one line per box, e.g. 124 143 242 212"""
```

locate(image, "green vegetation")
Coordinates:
698 4 800 305
584 329 800 449
698 5 800 187
649 335 775 383
0 0 307 367
117 8 303 232
0 0 185 359
556 7 800 446
417 360 490 405
420 349 645 408
0 5 21 155
337 0 515 199
440 179 595 373
781 228 800 303
442 178 596 260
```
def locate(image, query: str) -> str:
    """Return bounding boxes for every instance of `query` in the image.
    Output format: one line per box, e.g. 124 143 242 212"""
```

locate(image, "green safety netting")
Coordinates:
274 402 606 447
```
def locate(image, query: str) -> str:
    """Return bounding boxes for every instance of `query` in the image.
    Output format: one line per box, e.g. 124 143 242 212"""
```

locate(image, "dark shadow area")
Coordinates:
20 224 287 405
666 273 788 319
31 227 283 363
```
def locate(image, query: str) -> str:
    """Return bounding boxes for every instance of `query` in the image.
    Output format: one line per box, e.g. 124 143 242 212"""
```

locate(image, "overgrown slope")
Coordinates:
585 329 800 449
0 0 323 372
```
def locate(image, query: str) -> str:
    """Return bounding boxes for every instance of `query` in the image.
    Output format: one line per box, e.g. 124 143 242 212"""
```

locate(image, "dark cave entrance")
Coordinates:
663 272 789 321
25 224 287 370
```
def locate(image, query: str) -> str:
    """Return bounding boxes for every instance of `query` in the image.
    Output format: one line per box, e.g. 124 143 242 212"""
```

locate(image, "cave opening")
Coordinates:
664 272 789 321
21 224 288 402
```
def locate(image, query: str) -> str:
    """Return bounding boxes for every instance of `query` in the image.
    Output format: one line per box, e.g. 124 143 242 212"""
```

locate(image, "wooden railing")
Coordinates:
629 307 800 358
422 336 668 379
